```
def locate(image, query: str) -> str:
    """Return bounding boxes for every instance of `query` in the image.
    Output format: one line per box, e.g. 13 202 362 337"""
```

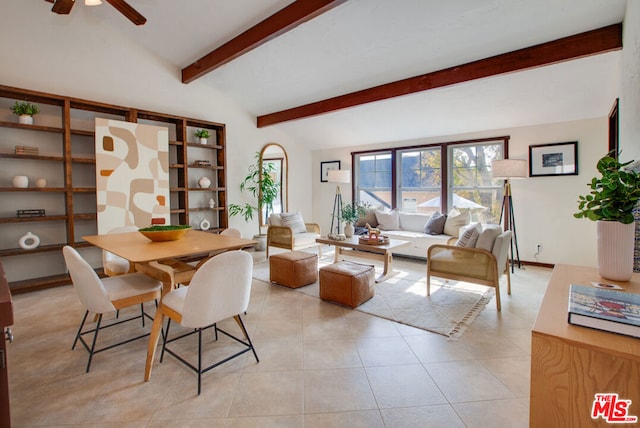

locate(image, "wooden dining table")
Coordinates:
83 230 257 295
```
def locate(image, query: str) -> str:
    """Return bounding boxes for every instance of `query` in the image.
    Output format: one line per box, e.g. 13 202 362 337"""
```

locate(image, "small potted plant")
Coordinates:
340 201 369 238
574 152 640 281
10 101 39 125
194 129 210 145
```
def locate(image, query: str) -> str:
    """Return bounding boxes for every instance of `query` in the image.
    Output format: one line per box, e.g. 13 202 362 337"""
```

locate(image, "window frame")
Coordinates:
352 136 509 215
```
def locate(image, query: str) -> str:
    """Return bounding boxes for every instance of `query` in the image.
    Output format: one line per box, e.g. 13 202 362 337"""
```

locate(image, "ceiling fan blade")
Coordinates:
51 0 75 15
105 0 147 25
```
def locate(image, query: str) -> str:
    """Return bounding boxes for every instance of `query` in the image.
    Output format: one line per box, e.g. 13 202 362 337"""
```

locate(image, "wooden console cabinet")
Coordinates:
530 264 640 427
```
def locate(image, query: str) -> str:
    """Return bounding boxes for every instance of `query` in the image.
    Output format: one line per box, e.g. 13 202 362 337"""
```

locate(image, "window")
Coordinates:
355 151 393 208
449 141 504 223
397 147 441 213
353 137 507 223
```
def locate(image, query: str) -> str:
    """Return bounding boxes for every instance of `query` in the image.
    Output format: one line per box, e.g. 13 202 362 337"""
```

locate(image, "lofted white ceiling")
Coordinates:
35 0 629 149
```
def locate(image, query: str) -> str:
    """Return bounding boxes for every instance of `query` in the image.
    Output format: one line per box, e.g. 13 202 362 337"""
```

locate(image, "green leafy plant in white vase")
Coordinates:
574 152 640 281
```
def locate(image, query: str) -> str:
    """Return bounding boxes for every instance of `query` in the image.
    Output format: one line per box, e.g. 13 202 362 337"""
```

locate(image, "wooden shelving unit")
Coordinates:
0 85 227 293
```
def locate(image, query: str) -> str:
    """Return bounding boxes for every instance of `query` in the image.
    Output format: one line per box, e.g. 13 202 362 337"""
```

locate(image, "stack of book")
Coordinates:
194 159 211 166
568 283 640 338
14 145 39 155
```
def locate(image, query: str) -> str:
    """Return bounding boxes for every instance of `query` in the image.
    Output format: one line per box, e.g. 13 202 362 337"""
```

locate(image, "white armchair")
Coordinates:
266 212 321 258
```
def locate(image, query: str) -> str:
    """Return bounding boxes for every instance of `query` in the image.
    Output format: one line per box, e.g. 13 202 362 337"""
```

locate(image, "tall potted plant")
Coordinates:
574 153 640 281
229 152 280 250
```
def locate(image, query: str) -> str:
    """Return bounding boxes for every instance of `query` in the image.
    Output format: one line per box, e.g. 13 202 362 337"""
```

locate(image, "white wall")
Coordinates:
620 0 640 161
0 1 314 243
312 118 608 267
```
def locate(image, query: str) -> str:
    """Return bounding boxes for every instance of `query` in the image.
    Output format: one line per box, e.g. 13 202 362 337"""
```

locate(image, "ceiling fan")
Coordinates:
45 0 147 26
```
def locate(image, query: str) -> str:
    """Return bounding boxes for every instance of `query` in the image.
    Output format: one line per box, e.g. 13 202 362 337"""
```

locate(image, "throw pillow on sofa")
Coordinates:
456 223 482 247
443 209 470 237
399 212 431 233
424 212 446 235
280 212 307 234
355 208 379 228
374 209 400 230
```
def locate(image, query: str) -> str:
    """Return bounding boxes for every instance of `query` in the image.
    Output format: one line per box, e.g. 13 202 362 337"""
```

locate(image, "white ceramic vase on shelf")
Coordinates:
18 115 33 125
12 175 28 188
35 178 47 188
19 232 40 250
199 138 207 145
597 220 634 281
198 176 211 188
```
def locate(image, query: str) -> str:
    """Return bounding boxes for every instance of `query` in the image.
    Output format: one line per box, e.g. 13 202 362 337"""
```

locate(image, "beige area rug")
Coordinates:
253 254 494 338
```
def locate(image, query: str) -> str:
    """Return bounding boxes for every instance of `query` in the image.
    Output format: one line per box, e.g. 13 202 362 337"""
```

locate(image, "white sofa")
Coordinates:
357 209 471 259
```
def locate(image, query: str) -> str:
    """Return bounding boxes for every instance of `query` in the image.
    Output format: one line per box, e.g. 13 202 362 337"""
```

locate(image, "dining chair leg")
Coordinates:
140 303 145 327
235 315 259 363
197 328 204 395
72 310 90 350
86 314 103 373
160 319 172 363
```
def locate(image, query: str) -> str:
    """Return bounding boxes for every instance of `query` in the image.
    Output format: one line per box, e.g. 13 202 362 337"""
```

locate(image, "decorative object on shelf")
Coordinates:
492 158 528 272
194 129 210 145
229 151 281 243
199 218 210 231
327 169 350 240
12 175 28 188
10 101 39 125
14 145 39 155
35 178 47 188
16 209 45 218
529 141 578 177
208 198 215 208
138 225 191 242
194 159 211 166
198 176 211 188
340 201 369 238
574 152 640 281
18 232 40 250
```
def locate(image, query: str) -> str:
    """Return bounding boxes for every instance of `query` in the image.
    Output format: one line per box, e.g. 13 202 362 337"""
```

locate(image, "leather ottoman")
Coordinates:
269 251 318 288
319 261 375 308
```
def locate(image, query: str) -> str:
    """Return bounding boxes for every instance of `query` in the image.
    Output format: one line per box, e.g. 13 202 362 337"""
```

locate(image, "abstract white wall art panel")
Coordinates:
95 118 169 234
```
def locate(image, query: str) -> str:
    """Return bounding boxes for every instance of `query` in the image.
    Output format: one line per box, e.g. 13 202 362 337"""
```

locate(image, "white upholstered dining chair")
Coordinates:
63 246 162 372
145 250 258 394
101 226 138 276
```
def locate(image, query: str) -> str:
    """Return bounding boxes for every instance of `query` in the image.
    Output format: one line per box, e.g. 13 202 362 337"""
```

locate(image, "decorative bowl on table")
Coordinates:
138 225 191 242
358 235 390 245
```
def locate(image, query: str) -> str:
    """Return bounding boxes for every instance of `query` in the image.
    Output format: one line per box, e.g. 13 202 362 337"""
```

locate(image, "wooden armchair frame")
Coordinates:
426 231 512 310
266 223 321 258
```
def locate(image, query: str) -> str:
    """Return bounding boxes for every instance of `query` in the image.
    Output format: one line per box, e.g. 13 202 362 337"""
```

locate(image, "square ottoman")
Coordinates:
319 261 375 308
269 251 318 288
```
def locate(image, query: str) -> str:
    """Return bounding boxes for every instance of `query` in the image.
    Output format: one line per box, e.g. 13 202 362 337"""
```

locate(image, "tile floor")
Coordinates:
8 249 552 427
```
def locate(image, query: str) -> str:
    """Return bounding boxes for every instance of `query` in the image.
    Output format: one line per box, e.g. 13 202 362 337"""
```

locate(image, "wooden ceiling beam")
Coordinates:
257 23 622 128
181 0 348 84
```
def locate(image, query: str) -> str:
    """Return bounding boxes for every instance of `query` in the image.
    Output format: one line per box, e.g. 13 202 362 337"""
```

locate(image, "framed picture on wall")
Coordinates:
320 160 341 182
529 141 578 177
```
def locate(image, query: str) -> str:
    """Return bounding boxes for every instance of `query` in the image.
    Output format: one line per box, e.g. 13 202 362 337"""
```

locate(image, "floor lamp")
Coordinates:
491 159 527 272
328 169 351 240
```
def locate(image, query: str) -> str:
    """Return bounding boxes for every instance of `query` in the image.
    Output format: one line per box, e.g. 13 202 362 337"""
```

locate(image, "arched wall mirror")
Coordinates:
259 143 288 227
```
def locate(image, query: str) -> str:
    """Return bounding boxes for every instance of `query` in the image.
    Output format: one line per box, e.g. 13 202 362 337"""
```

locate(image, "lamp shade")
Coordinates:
327 169 351 184
491 159 527 179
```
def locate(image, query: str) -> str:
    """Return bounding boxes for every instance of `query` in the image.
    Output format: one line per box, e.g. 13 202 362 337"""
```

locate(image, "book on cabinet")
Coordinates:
567 282 640 338
0 85 227 293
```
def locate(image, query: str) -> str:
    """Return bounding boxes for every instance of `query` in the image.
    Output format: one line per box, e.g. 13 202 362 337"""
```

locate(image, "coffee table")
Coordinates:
316 236 410 282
